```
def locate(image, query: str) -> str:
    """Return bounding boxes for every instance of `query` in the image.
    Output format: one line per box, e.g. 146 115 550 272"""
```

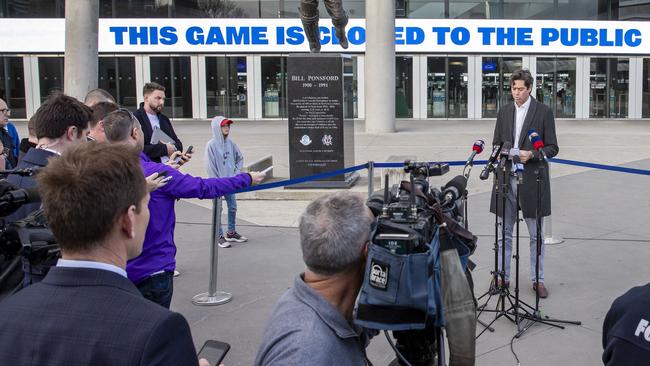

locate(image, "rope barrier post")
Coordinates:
367 161 374 198
544 164 564 245
192 197 233 306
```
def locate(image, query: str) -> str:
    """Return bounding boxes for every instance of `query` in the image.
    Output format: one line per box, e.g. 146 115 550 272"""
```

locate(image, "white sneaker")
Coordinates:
225 231 248 243
217 236 231 248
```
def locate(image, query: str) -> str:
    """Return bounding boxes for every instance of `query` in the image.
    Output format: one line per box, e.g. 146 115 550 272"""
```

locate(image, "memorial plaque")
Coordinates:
287 54 357 188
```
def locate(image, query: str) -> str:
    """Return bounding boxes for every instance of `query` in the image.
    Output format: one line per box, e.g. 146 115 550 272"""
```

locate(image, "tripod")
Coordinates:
513 161 581 338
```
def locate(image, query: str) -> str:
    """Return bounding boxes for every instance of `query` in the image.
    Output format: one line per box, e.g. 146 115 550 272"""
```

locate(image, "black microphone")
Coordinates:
479 142 504 180
465 139 485 167
441 175 467 206
0 187 40 205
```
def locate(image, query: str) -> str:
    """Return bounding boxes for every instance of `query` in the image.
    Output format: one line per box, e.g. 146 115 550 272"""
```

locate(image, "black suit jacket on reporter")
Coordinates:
489 97 559 218
0 266 199 366
134 103 183 163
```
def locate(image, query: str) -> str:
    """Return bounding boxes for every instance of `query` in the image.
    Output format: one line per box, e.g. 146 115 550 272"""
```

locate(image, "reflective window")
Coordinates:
149 56 193 118
0 56 26 119
396 56 413 118
536 57 576 118
619 1 650 21
98 57 137 111
427 56 468 118
449 0 608 19
409 1 445 18
261 56 287 118
643 59 650 118
590 58 629 118
482 56 522 118
343 56 358 119
38 57 64 103
0 0 64 17
206 56 248 119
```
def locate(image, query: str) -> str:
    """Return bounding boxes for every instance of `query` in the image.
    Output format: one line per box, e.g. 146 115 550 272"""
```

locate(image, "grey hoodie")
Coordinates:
205 116 243 178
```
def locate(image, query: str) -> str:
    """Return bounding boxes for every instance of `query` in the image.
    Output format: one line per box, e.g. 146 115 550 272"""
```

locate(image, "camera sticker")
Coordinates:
369 260 389 291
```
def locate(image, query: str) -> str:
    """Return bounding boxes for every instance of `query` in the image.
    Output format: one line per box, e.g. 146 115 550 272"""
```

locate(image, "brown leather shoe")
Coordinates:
533 282 549 298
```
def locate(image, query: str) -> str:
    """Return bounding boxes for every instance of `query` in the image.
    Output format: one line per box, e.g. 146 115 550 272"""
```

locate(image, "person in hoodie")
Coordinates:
205 116 248 248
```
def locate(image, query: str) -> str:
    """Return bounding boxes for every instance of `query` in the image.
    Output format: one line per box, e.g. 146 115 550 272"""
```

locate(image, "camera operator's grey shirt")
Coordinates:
255 274 372 366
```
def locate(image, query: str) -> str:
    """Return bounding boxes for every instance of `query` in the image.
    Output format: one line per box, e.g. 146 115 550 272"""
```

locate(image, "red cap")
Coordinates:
220 119 233 127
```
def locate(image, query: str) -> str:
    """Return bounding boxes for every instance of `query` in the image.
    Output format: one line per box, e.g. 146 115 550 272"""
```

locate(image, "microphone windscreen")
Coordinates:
472 140 485 153
533 140 545 150
444 175 467 193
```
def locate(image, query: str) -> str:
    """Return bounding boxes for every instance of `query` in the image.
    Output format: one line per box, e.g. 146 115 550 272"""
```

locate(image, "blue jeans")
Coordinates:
496 176 545 283
218 194 237 236
136 271 174 309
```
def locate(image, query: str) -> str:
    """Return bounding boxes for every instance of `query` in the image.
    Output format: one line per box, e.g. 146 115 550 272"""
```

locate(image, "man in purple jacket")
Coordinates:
103 109 265 308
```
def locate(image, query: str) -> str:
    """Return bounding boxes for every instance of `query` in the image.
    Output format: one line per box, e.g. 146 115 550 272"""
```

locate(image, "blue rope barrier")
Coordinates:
549 158 650 176
235 163 369 193
236 158 649 193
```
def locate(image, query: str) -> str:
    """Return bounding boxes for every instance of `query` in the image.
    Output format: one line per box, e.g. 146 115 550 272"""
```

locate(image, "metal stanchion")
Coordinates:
192 197 233 306
543 165 564 245
367 161 374 198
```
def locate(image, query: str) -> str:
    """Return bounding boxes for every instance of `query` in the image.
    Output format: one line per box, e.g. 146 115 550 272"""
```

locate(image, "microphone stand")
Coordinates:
476 154 520 338
462 161 494 333
514 158 581 338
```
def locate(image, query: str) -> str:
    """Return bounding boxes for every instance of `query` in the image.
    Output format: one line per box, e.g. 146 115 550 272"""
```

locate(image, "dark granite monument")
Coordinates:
287 53 357 188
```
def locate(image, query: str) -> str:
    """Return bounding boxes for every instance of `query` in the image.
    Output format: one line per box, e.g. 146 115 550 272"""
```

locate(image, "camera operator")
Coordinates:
5 94 92 223
602 283 650 365
255 192 375 366
102 109 265 308
0 143 209 366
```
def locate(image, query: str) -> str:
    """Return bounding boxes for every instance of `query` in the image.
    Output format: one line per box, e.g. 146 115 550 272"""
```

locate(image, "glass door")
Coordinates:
481 56 522 118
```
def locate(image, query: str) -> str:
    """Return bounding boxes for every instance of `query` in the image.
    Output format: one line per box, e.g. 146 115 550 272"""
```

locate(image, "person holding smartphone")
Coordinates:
103 110 265 308
205 116 248 248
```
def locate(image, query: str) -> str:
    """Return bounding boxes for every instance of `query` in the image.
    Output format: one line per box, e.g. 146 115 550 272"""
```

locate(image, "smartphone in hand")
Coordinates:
197 340 230 365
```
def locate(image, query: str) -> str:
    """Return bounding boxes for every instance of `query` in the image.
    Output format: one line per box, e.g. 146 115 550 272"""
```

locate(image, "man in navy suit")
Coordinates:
134 82 184 163
0 143 209 366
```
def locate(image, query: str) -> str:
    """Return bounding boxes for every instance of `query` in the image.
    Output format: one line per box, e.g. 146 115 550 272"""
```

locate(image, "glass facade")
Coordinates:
644 59 650 118
98 57 137 111
536 57 576 118
261 56 287 118
481 56 522 118
0 56 26 118
38 57 64 103
150 56 193 118
590 58 629 118
427 57 468 118
206 56 248 119
396 56 413 118
0 0 631 20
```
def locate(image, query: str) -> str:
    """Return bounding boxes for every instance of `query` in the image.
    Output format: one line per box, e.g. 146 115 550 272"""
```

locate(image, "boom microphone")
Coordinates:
465 139 485 167
479 142 504 180
528 129 547 161
441 175 467 206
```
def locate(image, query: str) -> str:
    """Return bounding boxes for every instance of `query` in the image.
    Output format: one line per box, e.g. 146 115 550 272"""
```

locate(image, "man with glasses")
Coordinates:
489 68 559 299
102 109 265 308
0 98 17 168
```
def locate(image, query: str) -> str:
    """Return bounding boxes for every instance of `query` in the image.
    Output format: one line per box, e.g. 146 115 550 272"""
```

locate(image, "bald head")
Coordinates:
0 98 10 127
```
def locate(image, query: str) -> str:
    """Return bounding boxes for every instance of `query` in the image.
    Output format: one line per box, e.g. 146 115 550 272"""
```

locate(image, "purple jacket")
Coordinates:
127 153 252 285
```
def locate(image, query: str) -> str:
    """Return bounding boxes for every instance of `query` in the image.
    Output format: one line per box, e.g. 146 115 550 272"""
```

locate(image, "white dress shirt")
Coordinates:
514 96 531 148
57 259 127 278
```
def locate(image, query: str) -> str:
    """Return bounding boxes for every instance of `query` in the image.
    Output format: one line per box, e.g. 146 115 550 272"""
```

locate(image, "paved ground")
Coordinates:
12 118 650 365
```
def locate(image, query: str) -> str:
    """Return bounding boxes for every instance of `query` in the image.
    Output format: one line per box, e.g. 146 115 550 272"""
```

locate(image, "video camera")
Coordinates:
358 160 477 366
0 174 58 300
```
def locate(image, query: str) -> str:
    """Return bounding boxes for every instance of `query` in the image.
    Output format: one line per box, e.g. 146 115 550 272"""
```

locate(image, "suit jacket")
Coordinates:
5 148 58 223
489 97 559 218
0 266 199 366
134 103 183 163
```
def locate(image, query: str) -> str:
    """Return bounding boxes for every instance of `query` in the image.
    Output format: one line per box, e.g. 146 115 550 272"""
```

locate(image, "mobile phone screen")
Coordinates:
186 145 194 154
198 340 230 365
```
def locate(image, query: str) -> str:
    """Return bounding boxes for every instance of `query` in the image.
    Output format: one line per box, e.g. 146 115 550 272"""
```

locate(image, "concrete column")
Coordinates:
64 0 99 101
365 0 395 133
